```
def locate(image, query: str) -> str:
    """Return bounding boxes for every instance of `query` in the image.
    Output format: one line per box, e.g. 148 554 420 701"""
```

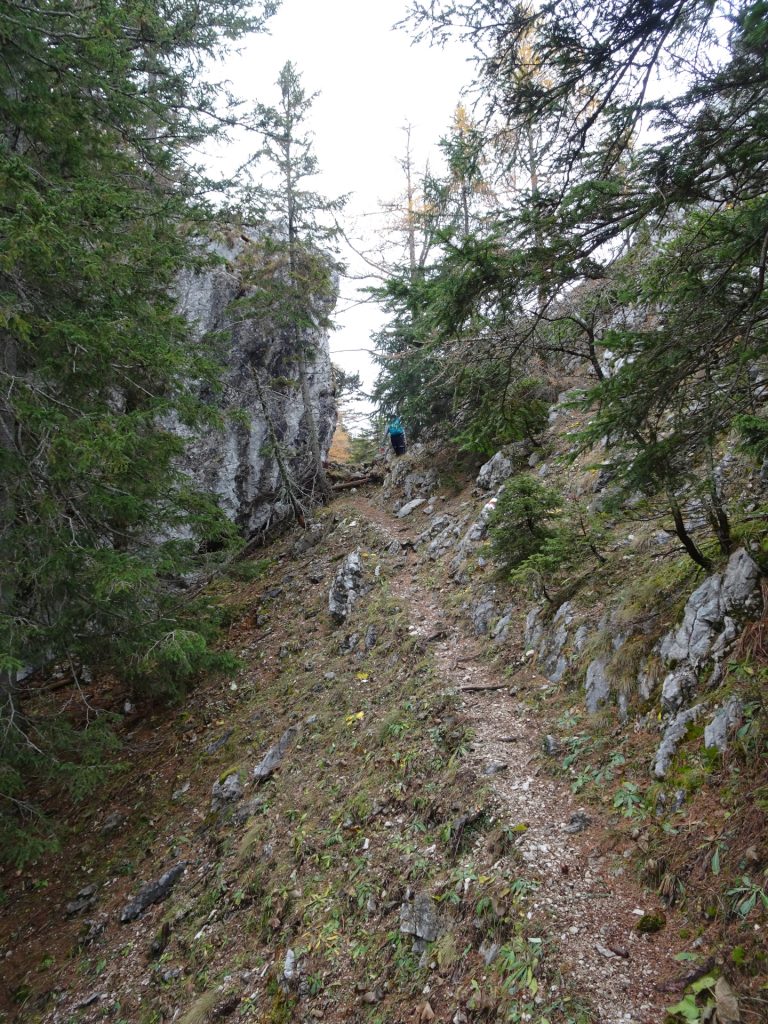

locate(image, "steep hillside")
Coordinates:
1 426 765 1024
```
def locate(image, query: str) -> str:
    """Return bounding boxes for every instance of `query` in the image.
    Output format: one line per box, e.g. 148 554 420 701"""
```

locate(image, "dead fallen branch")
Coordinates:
331 475 380 491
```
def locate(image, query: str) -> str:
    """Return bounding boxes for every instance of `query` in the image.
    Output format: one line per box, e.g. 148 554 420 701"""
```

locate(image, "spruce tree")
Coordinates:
242 62 346 505
398 0 768 565
0 0 276 863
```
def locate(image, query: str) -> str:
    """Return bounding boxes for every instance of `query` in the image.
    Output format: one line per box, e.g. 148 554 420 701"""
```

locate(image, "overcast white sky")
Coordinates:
215 0 473 428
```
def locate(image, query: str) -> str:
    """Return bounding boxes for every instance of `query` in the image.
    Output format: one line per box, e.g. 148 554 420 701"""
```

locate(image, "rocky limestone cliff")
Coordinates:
173 235 336 536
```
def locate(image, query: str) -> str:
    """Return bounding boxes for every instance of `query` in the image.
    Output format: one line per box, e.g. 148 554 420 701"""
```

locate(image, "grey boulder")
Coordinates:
253 725 300 783
704 697 744 752
400 892 440 942
211 772 244 812
653 705 703 779
328 550 364 624
65 885 98 917
476 452 514 491
397 497 427 518
120 863 186 923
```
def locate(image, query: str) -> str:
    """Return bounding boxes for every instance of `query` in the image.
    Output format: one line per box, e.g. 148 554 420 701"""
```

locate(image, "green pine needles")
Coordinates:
375 0 768 572
489 477 607 601
0 0 276 862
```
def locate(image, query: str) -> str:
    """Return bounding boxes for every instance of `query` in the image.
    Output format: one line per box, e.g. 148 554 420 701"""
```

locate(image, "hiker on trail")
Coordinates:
385 415 407 456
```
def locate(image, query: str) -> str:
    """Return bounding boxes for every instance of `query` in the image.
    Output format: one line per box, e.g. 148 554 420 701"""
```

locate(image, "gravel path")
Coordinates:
355 493 682 1024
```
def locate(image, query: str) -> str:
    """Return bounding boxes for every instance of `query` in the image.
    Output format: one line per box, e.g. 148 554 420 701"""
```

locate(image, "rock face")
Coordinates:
449 492 500 575
704 697 744 752
469 590 497 636
650 549 761 773
120 863 186 923
173 234 336 536
383 449 439 502
328 551 364 624
476 451 514 491
584 655 611 714
654 706 703 779
253 725 300 783
660 549 761 667
400 892 440 946
513 544 761 778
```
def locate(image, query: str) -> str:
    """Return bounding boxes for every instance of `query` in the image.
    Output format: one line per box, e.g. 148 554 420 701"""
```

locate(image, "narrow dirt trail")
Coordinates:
351 491 681 1024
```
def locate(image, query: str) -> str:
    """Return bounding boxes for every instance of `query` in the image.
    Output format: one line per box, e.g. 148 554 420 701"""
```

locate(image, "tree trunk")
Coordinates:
0 331 19 718
668 493 712 570
282 132 332 506
298 353 332 501
251 368 306 522
586 330 605 382
403 125 418 281
705 456 732 556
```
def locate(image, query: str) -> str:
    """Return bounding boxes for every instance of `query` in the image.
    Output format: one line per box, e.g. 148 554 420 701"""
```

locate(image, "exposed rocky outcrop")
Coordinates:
529 601 575 684
400 891 440 950
449 492 500 576
704 696 744 752
253 725 301 784
414 513 460 562
475 441 536 490
120 863 186 923
584 655 611 714
172 233 337 536
659 549 761 667
476 451 514 491
382 446 439 502
468 588 498 636
654 705 704 779
328 550 365 624
524 549 761 731
523 546 761 777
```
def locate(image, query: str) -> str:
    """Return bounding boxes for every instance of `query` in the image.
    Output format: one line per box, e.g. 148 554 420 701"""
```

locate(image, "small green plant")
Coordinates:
495 934 543 998
572 750 626 794
666 973 718 1022
306 972 325 996
726 874 768 918
378 713 411 743
557 708 580 730
613 781 643 818
666 973 740 1023
636 912 666 934
387 931 421 986
561 733 594 770
709 840 726 876
509 877 539 902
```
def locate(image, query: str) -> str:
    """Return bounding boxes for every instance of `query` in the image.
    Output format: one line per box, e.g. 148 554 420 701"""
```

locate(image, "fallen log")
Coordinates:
331 475 381 491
